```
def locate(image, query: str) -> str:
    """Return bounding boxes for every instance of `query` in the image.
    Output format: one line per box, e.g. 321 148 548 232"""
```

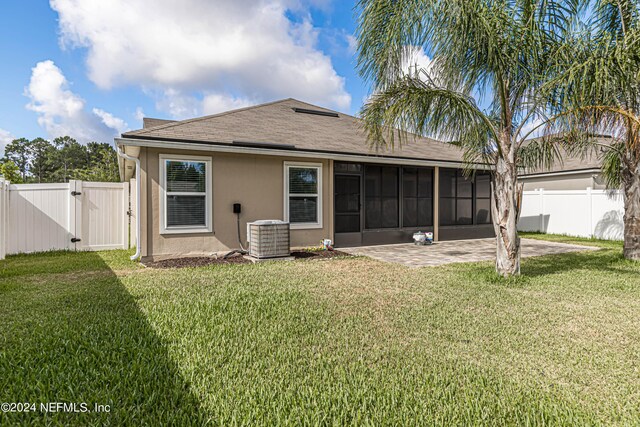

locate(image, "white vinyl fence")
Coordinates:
0 178 9 260
0 179 129 259
518 188 624 240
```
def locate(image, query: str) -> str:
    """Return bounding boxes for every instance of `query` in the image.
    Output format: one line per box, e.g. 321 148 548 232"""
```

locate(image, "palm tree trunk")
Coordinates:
623 163 640 260
491 154 522 276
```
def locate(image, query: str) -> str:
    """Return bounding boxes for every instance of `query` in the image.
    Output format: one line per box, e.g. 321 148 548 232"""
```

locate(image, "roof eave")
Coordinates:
115 137 493 170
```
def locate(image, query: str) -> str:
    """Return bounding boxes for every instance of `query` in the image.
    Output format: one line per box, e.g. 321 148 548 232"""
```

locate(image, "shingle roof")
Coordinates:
123 98 469 164
520 136 611 176
143 117 176 129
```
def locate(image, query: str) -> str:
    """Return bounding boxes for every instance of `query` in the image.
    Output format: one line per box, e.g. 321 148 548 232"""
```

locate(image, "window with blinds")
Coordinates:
160 156 212 234
285 163 322 228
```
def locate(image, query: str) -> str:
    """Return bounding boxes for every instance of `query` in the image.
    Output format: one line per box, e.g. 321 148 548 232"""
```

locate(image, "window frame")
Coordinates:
283 161 323 230
159 154 213 235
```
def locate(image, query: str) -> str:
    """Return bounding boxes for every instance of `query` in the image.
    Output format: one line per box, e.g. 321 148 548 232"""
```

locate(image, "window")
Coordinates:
402 167 433 227
284 162 322 229
160 155 212 234
439 169 492 226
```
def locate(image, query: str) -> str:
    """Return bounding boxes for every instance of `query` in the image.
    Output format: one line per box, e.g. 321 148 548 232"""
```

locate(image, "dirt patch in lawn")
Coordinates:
144 254 251 269
144 250 351 269
290 250 351 260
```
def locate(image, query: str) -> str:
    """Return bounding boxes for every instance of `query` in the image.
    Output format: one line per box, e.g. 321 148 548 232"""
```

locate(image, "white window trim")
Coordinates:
284 161 323 230
159 154 213 234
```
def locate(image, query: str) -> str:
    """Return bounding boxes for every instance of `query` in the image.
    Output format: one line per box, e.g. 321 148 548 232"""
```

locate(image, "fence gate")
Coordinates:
0 180 129 257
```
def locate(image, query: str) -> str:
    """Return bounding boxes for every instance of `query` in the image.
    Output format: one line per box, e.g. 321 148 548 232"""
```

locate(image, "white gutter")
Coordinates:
116 144 141 261
115 137 493 170
519 168 600 179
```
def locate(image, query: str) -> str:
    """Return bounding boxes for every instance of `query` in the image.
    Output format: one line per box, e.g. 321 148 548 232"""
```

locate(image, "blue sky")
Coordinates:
0 0 371 151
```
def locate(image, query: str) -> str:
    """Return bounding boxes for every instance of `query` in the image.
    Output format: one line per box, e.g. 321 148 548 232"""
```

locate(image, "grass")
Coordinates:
1 235 639 425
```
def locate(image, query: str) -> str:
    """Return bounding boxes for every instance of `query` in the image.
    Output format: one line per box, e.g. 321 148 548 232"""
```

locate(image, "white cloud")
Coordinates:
50 0 352 118
25 60 127 143
93 108 129 134
202 94 255 115
152 89 202 120
346 34 357 56
134 107 145 123
0 128 14 155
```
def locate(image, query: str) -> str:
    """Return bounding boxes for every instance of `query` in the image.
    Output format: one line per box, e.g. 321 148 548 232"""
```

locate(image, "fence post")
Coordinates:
122 181 129 249
538 188 545 232
0 178 7 260
587 186 593 238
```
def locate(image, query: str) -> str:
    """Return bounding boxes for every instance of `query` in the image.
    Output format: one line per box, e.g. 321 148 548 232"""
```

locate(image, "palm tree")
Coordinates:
356 0 582 276
547 0 640 260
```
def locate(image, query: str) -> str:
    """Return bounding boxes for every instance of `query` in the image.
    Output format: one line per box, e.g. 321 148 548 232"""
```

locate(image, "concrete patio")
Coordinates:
340 238 599 268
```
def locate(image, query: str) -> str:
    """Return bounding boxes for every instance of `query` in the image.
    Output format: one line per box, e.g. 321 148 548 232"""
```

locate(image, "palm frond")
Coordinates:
591 0 639 39
356 0 432 88
357 0 586 172
517 135 565 172
360 74 498 165
601 140 625 188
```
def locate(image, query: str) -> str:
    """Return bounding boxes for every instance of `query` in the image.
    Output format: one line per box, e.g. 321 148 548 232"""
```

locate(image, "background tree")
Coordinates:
0 159 22 183
1 135 120 183
548 0 640 260
356 0 582 276
29 137 56 183
52 136 89 182
4 138 31 181
71 142 120 182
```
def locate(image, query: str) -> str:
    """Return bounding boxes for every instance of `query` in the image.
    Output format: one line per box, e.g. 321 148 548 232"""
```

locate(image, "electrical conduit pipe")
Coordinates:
116 144 141 261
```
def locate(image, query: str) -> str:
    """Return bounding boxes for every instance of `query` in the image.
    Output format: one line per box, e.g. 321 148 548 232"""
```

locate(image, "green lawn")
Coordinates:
1 235 639 425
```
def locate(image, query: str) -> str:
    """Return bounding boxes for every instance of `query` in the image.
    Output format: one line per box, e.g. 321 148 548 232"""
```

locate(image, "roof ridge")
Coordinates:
124 97 297 136
124 97 446 145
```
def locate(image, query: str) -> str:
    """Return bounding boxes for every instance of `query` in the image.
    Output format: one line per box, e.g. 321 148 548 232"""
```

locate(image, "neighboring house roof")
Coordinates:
519 136 611 177
122 98 471 165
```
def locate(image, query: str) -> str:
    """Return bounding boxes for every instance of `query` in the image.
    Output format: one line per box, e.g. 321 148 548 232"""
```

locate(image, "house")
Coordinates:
517 136 624 240
519 137 611 191
116 98 493 261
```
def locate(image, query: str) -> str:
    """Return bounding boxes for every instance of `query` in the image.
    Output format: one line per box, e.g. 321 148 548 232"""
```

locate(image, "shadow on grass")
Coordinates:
521 231 623 250
456 245 638 287
0 251 205 425
517 234 633 277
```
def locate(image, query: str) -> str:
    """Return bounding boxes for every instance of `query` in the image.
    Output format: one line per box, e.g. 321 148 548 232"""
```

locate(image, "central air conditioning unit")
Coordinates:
246 220 290 259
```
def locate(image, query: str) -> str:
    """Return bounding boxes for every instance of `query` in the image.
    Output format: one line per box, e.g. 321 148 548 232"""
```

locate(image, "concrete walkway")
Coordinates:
340 238 599 268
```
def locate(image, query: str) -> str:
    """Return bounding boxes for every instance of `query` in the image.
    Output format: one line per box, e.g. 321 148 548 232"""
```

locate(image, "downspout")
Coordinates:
116 144 141 261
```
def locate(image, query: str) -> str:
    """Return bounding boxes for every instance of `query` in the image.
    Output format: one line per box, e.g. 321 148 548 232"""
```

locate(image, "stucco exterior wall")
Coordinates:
138 147 333 260
521 172 605 191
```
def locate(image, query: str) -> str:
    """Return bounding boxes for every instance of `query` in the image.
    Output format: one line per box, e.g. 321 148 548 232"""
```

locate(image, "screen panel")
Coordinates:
364 165 398 229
